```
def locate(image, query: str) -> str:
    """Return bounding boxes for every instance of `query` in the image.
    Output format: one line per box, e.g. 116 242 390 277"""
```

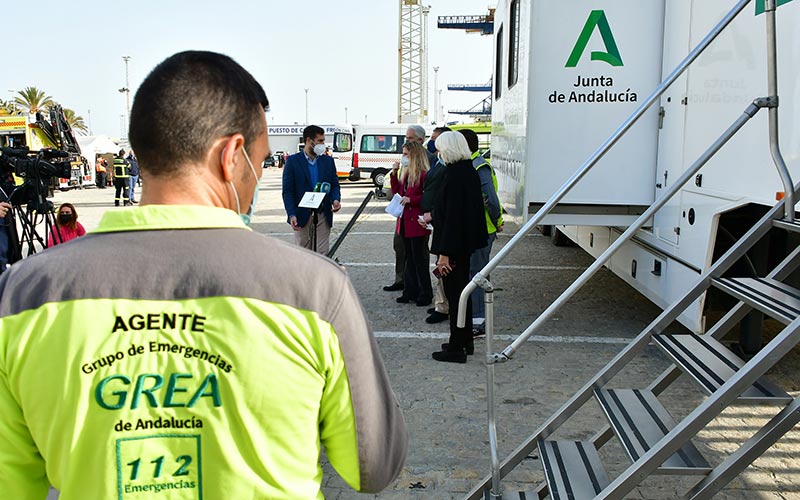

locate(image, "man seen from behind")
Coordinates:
0 50 406 500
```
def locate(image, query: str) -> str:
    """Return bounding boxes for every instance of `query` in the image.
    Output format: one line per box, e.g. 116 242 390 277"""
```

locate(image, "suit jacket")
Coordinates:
430 159 488 258
420 160 445 214
390 170 430 239
282 152 341 228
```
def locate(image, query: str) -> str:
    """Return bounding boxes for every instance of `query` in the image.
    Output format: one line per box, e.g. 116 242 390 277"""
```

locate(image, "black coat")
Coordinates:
430 159 488 258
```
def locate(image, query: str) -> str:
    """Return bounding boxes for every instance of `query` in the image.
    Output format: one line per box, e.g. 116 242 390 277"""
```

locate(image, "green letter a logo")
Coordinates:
566 10 624 68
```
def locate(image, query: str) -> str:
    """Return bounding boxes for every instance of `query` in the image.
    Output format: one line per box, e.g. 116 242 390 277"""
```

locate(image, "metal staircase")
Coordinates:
457 1 800 498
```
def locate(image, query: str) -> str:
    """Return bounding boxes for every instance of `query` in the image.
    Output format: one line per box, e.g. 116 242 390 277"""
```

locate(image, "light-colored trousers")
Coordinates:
294 216 331 255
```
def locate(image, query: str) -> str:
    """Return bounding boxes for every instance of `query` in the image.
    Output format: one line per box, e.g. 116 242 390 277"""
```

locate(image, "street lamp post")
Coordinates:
433 66 439 124
344 106 348 123
304 88 309 124
119 56 132 137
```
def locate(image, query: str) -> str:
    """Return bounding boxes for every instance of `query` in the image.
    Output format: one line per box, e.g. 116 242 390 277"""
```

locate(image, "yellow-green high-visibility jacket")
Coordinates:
471 151 503 234
0 205 407 500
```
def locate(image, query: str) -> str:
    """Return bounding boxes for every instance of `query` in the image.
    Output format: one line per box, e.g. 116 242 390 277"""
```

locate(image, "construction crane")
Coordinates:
437 8 495 35
398 0 430 124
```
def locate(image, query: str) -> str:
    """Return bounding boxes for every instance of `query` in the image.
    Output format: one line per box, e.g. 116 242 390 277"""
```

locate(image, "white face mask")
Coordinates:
228 145 259 225
399 156 410 167
313 143 327 156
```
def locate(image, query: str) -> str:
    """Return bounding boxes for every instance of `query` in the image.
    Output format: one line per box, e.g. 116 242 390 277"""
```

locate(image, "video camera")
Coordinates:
0 147 72 209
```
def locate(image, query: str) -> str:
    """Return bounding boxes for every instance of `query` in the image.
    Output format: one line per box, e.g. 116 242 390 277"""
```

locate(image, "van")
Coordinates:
352 124 411 187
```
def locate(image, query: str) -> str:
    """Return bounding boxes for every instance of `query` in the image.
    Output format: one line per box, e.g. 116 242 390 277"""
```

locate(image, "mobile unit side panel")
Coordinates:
525 0 664 209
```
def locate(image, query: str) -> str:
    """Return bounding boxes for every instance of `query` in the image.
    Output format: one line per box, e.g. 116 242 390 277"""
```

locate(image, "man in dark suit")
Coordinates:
282 125 341 254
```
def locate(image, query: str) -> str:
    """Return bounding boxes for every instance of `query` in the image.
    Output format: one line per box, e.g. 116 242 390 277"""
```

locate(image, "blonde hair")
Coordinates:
402 141 430 187
435 131 472 165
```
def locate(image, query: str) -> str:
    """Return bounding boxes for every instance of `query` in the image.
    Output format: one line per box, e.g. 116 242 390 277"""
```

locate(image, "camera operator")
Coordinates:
0 172 15 274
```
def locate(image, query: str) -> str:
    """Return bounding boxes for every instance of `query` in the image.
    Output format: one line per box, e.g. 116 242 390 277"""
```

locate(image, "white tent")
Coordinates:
76 135 120 185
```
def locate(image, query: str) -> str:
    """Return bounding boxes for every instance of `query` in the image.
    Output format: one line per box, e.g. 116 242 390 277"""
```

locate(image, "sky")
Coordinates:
2 0 495 138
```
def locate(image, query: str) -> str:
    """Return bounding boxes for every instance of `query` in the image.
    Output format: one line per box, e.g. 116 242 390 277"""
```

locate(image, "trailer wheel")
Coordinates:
538 225 552 236
551 226 574 247
371 169 388 188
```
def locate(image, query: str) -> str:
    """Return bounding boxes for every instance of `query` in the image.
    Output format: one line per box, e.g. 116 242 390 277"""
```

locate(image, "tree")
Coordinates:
13 87 55 114
0 99 20 115
63 108 89 135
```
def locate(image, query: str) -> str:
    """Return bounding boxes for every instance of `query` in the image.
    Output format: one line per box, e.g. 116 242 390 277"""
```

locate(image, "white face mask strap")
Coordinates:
242 146 258 181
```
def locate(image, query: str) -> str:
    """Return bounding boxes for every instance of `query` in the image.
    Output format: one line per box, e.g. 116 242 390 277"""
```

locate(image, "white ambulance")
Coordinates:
352 124 413 187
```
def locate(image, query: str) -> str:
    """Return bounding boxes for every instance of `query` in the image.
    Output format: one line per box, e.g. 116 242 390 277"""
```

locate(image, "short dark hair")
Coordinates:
433 126 451 135
129 51 269 177
458 129 480 153
118 149 126 157
303 125 325 143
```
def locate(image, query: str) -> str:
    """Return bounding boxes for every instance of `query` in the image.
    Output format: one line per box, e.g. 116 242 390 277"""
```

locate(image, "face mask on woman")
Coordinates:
400 156 410 168
58 213 72 225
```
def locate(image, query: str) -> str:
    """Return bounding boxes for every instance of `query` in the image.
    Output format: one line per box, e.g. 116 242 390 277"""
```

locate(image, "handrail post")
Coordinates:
482 280 502 498
764 0 794 221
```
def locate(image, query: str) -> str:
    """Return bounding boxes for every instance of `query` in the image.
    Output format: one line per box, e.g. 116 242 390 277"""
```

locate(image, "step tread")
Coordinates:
652 333 791 403
538 440 610 500
712 277 800 324
773 218 800 233
594 388 710 473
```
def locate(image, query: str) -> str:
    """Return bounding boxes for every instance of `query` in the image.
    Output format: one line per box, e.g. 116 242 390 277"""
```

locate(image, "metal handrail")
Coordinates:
455 0 783 498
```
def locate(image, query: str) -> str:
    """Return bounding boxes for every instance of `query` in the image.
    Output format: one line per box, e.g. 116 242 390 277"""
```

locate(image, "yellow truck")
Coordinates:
0 106 87 189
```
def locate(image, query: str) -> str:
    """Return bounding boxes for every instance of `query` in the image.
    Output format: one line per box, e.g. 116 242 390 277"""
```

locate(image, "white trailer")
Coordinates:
491 0 800 332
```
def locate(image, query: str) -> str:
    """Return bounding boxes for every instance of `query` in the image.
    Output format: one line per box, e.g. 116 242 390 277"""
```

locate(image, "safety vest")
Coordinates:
0 205 406 499
113 157 129 178
472 151 503 233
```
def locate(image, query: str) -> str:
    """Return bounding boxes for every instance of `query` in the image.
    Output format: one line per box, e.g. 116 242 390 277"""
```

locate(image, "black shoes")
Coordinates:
396 296 413 304
427 307 436 314
432 349 467 363
441 343 474 355
383 283 404 292
425 311 448 324
472 328 486 339
416 298 432 307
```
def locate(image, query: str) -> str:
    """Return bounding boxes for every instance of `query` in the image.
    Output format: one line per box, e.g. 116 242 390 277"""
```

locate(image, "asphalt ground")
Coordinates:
34 168 800 499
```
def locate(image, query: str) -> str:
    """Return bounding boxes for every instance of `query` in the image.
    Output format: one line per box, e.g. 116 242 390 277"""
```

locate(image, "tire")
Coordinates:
551 226 574 247
371 169 388 188
538 225 552 236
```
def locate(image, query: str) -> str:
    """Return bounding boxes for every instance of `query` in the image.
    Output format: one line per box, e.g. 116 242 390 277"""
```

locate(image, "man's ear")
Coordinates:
218 134 245 182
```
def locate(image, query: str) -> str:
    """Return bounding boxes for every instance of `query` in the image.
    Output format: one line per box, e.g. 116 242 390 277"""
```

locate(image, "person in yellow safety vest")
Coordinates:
0 51 407 500
112 149 132 206
459 129 503 338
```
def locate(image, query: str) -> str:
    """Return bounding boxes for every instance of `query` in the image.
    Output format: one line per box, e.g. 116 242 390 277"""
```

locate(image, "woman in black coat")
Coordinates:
428 131 488 363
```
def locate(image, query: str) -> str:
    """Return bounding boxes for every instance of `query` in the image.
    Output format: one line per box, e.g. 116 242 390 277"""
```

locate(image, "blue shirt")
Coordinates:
304 151 319 187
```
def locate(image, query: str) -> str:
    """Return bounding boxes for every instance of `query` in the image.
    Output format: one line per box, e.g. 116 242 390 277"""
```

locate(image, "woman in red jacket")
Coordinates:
47 203 86 248
390 141 432 306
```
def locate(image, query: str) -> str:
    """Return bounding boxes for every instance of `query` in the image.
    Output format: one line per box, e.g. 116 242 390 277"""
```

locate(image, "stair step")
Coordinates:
652 334 791 403
594 388 710 474
483 490 539 500
773 218 800 233
538 440 610 500
712 277 800 324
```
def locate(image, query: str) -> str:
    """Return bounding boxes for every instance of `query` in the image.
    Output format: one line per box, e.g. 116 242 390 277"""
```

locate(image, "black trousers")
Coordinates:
96 171 107 188
393 232 406 285
442 253 473 350
401 234 432 302
114 178 129 205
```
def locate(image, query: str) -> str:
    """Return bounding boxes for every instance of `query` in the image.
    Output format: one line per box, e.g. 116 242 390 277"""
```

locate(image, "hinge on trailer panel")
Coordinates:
681 97 688 105
674 227 681 235
658 106 665 129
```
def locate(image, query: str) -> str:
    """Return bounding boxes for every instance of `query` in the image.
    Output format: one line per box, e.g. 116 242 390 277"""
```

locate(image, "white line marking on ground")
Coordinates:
343 263 588 271
373 331 631 344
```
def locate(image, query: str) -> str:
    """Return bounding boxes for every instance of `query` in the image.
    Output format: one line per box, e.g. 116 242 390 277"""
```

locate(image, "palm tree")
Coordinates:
13 86 55 114
63 108 89 134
